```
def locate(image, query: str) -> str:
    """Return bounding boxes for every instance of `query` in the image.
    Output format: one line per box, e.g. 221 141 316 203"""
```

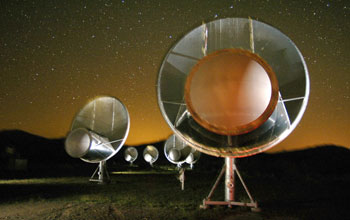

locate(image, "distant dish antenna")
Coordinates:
124 147 138 165
65 96 130 183
164 134 201 190
164 134 201 168
143 145 159 166
157 18 309 210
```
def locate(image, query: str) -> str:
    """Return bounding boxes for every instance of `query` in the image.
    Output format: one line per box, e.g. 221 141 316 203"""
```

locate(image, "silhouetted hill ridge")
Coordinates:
0 129 69 163
238 145 350 177
0 130 349 176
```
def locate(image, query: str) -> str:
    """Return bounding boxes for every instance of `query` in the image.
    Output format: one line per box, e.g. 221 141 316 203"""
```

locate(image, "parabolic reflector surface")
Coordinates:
157 18 309 157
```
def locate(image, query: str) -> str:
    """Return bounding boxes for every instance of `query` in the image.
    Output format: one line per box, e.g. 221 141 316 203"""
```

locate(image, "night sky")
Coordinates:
0 0 349 152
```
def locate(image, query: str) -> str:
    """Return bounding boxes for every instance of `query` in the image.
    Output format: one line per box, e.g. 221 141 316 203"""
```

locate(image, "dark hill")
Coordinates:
1 130 349 179
0 130 80 177
0 130 71 163
238 145 350 178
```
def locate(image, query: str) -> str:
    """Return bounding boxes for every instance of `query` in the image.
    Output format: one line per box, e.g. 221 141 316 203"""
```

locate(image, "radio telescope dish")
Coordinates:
124 147 138 165
164 134 201 190
143 145 159 166
157 17 309 209
164 134 201 168
65 96 130 163
65 96 130 183
157 17 309 158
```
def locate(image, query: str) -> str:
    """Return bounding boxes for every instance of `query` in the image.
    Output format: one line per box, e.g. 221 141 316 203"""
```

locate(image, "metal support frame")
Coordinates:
178 167 185 190
90 160 110 184
200 157 259 211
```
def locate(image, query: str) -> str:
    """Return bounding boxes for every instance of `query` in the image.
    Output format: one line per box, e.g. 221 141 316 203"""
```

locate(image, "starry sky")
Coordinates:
0 0 349 152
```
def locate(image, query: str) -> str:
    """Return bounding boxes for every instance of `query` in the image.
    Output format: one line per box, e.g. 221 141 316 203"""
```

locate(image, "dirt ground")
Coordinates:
0 200 293 220
0 201 126 220
1 147 350 220
0 174 295 220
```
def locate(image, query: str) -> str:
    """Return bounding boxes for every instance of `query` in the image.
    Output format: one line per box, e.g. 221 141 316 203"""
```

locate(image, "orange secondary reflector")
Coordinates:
185 48 279 136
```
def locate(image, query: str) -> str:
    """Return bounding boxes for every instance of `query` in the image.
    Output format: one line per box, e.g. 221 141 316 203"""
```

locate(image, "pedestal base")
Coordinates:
90 160 110 184
200 157 259 211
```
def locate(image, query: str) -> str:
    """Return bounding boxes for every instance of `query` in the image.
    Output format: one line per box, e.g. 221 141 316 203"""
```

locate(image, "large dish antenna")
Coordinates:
157 18 309 158
65 96 130 183
157 18 309 209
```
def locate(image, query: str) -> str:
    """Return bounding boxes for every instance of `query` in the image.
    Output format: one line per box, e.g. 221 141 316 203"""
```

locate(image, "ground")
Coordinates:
1 164 349 220
1 147 350 220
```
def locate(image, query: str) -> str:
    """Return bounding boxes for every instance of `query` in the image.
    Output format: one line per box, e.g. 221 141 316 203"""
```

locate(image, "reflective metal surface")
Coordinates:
164 134 201 166
143 145 159 165
65 128 114 159
65 128 92 158
65 96 130 163
124 147 138 164
157 18 309 157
